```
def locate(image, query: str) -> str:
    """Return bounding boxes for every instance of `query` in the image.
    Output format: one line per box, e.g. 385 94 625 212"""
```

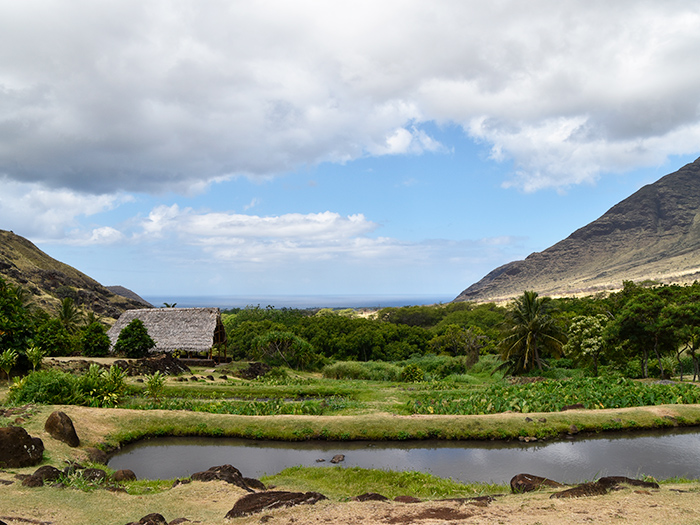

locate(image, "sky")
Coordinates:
1 1 700 304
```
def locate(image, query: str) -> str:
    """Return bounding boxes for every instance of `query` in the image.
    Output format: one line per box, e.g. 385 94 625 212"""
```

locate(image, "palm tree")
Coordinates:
57 297 83 334
499 291 566 374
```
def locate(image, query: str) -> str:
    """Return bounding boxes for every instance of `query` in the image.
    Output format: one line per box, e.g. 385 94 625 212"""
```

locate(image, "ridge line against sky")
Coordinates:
1 1 699 298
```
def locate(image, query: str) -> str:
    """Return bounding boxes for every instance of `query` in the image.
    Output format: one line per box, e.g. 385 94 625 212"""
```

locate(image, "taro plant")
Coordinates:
144 370 166 402
0 348 18 385
25 345 46 371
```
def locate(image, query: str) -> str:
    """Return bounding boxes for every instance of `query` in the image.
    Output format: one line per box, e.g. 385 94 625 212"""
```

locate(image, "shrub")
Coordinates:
144 371 166 402
8 369 80 405
80 322 111 357
25 345 46 371
8 365 127 407
0 348 18 384
34 318 75 356
113 319 155 358
321 361 401 381
400 363 425 382
77 364 128 407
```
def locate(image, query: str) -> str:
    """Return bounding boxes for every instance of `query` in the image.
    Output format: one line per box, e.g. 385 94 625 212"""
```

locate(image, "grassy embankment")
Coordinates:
4 362 700 524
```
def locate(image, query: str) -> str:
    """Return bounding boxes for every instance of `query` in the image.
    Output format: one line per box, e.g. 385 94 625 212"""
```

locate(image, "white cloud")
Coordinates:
1 1 698 194
0 178 131 239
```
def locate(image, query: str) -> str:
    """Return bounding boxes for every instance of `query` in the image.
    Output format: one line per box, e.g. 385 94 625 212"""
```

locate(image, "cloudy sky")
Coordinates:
1 1 700 305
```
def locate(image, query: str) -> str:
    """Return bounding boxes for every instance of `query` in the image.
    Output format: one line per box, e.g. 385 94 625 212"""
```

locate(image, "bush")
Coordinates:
8 365 127 407
321 361 401 381
8 369 80 405
80 322 111 357
400 363 425 382
113 319 155 358
35 318 75 356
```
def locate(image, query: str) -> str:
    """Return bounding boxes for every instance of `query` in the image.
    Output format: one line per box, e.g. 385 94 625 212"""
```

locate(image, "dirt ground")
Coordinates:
2 478 700 525
230 486 700 525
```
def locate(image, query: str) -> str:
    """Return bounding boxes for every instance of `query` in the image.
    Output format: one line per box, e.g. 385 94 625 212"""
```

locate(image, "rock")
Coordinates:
85 447 108 464
243 477 266 491
330 454 345 464
352 492 389 502
597 476 659 489
33 465 62 483
22 475 45 487
550 476 658 499
126 513 169 525
22 465 62 488
82 468 107 482
191 464 252 491
206 375 215 381
113 469 137 482
225 491 327 518
551 482 609 498
44 411 80 447
568 424 580 435
394 496 422 503
0 426 44 468
510 473 565 493
239 362 271 380
561 403 585 411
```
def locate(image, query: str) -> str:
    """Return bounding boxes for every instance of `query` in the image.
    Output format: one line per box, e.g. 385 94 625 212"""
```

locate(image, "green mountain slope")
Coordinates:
0 229 149 321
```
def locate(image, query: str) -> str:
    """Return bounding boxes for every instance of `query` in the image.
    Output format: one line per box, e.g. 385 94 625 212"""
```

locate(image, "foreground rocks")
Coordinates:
0 426 44 468
510 473 565 493
226 491 328 518
44 411 80 447
45 354 191 377
510 473 659 499
190 464 261 492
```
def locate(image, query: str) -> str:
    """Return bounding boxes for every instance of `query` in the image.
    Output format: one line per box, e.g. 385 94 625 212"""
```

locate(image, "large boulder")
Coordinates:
191 464 254 491
45 411 80 447
510 473 565 493
225 491 327 518
0 427 44 468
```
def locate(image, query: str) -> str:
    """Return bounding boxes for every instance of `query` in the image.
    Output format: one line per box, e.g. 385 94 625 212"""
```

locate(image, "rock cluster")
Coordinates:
510 473 659 498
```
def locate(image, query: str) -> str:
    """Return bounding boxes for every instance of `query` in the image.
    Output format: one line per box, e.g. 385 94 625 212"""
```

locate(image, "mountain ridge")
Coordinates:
455 156 700 303
0 229 149 321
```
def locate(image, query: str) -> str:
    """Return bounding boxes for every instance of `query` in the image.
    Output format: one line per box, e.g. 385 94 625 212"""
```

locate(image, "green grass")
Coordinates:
263 466 507 500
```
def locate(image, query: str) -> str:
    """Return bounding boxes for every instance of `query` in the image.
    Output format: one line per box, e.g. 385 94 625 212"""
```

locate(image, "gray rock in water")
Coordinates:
330 454 345 464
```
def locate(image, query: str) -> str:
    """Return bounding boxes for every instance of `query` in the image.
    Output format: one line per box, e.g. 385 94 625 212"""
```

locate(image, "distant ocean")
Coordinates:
142 294 456 310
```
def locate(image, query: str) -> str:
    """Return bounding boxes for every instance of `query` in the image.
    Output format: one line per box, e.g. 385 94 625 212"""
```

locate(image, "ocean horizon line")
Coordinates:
142 294 456 310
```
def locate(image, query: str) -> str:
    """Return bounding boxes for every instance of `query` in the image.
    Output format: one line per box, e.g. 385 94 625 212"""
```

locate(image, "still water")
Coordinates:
108 428 700 484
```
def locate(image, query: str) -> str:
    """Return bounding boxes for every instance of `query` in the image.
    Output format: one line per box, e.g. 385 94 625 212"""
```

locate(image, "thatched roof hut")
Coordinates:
107 307 227 355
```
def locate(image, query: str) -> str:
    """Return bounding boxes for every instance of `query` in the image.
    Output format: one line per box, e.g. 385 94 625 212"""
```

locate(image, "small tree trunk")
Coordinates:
642 348 649 378
653 337 664 378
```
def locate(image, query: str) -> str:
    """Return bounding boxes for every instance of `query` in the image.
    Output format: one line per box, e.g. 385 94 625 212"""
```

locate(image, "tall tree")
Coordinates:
499 291 566 374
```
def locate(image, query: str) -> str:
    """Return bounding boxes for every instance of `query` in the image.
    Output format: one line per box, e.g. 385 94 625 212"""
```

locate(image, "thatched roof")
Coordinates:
107 307 227 353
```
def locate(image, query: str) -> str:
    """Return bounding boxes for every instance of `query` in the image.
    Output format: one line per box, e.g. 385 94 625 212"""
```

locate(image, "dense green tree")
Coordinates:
251 331 318 370
35 318 75 356
429 324 485 368
608 289 677 378
0 277 34 355
498 291 566 374
80 321 111 357
57 297 83 333
563 314 609 375
113 319 155 358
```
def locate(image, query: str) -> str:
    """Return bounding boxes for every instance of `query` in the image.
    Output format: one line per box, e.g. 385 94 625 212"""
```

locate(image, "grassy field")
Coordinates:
3 359 700 524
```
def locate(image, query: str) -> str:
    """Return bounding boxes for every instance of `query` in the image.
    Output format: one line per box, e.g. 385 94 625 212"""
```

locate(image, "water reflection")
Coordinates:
108 428 700 484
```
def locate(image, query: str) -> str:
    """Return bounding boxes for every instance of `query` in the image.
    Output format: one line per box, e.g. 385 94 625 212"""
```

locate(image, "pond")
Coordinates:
108 428 700 485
